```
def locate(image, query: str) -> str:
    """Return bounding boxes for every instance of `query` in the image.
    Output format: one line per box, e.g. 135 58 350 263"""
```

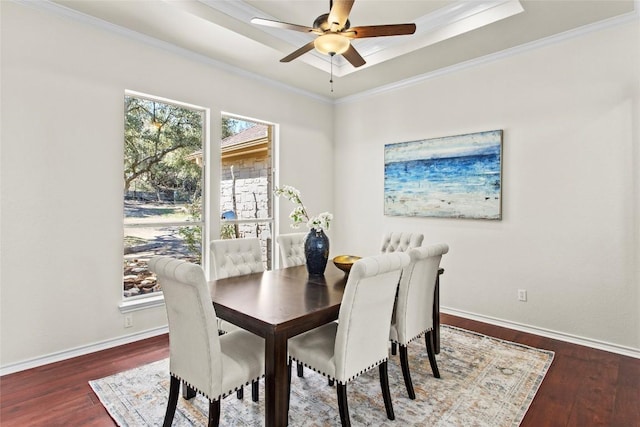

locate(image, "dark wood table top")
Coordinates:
209 262 349 339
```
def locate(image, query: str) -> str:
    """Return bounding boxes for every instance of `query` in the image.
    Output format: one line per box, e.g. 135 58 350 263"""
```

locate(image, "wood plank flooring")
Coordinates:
0 314 638 426
441 315 639 427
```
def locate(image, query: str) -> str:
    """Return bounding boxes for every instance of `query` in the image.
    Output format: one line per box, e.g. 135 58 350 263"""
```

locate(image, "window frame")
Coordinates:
120 90 210 313
219 112 276 270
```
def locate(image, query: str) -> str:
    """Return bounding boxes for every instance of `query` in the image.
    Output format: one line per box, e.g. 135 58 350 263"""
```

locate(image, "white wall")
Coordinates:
1 2 638 372
0 2 333 369
332 19 640 352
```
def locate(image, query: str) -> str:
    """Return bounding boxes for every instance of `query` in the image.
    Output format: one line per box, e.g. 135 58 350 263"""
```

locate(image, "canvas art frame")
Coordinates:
384 130 503 220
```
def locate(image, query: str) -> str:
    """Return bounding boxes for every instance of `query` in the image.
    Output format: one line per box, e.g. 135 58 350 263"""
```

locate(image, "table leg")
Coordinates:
264 332 289 427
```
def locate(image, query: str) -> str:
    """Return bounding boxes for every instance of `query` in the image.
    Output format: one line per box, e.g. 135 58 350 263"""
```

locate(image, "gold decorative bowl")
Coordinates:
332 255 361 275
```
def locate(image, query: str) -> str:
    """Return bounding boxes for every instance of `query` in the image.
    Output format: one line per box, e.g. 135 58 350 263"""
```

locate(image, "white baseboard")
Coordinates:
3 308 638 376
0 326 169 376
442 307 640 359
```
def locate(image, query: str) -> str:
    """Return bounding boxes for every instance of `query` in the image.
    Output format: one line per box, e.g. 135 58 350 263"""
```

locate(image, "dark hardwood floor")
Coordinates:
1 314 638 426
441 315 639 427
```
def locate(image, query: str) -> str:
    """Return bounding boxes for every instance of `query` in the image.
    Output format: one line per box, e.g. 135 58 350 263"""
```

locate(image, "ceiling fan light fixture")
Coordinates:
314 33 350 55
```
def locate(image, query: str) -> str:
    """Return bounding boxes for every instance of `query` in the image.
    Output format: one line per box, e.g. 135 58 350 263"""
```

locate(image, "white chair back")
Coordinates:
210 238 265 279
380 232 424 253
392 244 449 345
333 252 410 382
149 256 223 399
276 232 307 267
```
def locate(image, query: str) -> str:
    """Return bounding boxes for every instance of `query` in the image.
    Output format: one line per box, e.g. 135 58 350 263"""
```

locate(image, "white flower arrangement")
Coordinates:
274 185 333 232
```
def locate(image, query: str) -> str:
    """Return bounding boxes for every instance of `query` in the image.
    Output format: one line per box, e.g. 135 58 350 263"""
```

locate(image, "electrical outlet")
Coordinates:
517 289 527 302
124 314 133 328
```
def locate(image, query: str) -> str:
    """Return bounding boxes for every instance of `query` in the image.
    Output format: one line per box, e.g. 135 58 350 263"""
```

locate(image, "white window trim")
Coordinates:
122 90 211 308
119 294 165 313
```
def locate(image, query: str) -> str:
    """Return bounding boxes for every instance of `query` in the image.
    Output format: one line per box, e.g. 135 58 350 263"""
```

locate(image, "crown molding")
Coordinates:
11 1 639 105
14 0 333 104
335 5 639 104
201 0 524 78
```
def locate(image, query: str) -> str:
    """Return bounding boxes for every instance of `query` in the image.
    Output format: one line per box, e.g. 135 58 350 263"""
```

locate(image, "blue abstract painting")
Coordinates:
384 130 503 220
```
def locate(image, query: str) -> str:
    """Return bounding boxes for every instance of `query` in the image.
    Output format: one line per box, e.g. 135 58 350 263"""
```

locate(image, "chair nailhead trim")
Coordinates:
170 373 264 401
289 357 388 385
391 328 433 346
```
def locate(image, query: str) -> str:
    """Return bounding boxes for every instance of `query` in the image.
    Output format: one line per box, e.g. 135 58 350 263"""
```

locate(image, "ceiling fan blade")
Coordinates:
328 0 355 30
344 23 416 38
280 41 316 63
251 17 317 34
342 44 366 68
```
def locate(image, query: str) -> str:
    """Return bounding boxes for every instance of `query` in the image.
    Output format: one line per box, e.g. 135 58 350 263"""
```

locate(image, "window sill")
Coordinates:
119 294 165 313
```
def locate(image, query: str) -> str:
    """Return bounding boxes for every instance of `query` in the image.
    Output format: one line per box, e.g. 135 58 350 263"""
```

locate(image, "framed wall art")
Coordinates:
384 129 503 220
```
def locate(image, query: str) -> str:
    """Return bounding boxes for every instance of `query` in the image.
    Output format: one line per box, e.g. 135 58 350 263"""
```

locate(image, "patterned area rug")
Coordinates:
89 325 554 426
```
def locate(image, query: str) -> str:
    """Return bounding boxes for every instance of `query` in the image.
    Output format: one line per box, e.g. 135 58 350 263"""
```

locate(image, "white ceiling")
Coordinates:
49 0 636 99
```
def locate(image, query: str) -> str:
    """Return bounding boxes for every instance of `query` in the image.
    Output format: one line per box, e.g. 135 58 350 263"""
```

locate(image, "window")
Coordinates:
219 114 274 269
123 93 206 300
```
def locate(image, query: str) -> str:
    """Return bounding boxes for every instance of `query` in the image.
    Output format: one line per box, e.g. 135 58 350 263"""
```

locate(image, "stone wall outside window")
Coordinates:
220 152 272 266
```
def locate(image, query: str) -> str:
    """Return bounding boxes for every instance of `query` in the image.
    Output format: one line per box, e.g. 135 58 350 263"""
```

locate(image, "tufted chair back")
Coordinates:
150 256 265 426
380 232 424 253
210 238 265 279
389 243 449 399
210 237 265 335
391 244 449 345
276 232 307 268
287 252 410 424
149 256 223 399
333 252 410 383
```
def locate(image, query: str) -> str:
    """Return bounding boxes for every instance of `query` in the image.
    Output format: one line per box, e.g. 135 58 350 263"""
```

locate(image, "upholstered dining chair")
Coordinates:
288 252 410 427
148 256 265 427
211 238 265 335
210 237 265 400
210 237 265 279
389 243 449 399
276 232 307 268
275 232 308 378
381 231 423 355
380 231 424 253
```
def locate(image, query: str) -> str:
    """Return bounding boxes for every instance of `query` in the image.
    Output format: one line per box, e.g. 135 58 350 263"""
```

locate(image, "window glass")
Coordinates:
220 115 273 269
123 95 204 298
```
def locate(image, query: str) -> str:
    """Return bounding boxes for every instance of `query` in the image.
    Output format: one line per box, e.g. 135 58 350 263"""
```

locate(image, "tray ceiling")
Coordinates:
48 0 637 99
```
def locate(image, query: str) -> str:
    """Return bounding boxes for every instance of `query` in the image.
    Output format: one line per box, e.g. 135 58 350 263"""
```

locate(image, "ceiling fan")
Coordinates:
251 0 417 68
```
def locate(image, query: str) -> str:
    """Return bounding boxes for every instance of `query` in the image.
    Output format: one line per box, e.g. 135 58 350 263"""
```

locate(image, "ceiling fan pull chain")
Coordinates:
330 52 335 92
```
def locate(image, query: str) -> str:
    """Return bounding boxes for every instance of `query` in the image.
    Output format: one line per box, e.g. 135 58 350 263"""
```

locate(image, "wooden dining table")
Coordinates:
209 263 348 427
208 262 445 426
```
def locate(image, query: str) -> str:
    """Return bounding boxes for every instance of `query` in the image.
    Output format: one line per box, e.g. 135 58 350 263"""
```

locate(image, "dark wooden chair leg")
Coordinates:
297 361 304 377
181 380 196 400
379 362 395 420
337 383 351 427
426 330 440 378
399 345 416 399
287 360 292 414
251 380 259 402
208 399 221 427
163 376 180 427
433 268 443 354
391 342 397 355
236 386 243 399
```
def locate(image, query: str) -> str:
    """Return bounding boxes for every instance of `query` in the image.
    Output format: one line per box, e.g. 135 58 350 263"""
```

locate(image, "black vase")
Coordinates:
304 228 330 275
